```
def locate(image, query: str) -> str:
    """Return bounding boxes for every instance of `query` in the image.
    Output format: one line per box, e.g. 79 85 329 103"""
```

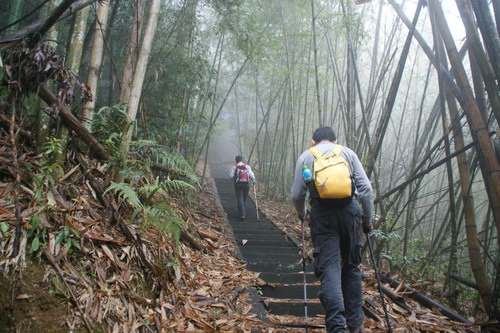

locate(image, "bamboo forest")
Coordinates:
0 0 499 331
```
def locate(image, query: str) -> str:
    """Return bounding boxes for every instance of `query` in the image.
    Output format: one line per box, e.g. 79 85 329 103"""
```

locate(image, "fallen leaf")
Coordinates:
16 293 30 300
101 244 115 262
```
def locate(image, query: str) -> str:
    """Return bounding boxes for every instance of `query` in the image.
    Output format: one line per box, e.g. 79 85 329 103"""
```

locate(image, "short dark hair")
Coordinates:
312 126 336 142
235 155 243 163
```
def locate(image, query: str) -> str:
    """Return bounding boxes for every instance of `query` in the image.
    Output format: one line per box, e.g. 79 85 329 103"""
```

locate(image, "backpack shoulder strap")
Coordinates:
308 147 323 159
332 144 343 156
309 146 339 158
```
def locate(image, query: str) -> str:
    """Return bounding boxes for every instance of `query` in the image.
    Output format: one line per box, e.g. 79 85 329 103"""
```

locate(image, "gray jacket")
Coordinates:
291 141 373 218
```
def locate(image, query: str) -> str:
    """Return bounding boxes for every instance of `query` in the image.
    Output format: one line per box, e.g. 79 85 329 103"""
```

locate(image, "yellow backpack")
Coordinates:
308 144 353 200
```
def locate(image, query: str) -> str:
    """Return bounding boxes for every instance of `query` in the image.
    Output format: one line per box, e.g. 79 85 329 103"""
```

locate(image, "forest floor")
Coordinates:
0 130 495 332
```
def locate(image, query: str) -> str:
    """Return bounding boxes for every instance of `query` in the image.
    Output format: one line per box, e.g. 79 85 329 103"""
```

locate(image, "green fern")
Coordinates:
162 178 195 192
119 159 149 182
91 104 130 141
143 205 183 240
139 182 166 206
105 181 184 241
130 139 158 150
155 150 199 184
90 105 198 187
104 182 141 208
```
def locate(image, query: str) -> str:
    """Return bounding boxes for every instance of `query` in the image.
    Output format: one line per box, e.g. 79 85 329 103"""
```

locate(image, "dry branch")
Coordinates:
381 274 473 324
0 114 32 139
198 229 219 241
38 84 111 161
381 285 409 310
363 298 383 322
180 228 204 251
8 96 23 259
445 272 480 290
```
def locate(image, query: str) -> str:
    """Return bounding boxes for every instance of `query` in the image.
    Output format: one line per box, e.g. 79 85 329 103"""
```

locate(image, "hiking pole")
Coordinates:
253 182 259 220
300 216 308 332
366 234 392 332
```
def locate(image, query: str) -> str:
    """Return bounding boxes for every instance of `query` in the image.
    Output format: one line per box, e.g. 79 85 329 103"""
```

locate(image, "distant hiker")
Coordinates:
291 126 373 333
230 155 256 221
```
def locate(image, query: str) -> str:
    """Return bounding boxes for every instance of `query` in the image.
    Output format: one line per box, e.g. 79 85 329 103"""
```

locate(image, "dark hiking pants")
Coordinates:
309 200 364 333
234 182 250 218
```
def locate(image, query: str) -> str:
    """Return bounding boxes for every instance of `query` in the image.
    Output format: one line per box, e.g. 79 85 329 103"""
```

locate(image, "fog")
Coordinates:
207 125 239 165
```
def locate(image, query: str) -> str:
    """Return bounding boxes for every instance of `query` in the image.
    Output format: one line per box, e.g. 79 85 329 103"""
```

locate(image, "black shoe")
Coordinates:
239 216 245 221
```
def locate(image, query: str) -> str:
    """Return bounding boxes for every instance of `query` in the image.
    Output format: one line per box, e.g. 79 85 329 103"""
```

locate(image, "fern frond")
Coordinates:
155 150 190 170
162 179 196 192
143 206 183 242
130 140 158 150
104 182 142 209
155 151 198 183
139 183 167 205
91 104 130 142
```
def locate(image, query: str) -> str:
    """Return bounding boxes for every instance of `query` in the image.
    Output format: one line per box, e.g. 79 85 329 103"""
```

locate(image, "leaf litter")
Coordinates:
0 129 494 332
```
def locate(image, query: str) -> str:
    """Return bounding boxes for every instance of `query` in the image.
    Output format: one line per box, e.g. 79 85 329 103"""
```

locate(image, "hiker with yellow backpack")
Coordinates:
291 126 373 333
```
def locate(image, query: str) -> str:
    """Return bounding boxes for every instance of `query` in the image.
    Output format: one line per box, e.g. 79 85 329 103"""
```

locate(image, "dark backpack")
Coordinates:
234 164 250 183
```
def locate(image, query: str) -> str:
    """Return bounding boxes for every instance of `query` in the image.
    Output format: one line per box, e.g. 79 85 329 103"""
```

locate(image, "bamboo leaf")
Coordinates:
31 237 40 252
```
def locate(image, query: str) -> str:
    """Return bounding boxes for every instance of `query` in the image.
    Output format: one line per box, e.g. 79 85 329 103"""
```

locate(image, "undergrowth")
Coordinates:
91 104 198 241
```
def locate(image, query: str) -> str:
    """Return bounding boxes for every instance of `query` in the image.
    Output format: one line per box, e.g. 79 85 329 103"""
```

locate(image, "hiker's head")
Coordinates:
235 155 243 163
312 126 336 145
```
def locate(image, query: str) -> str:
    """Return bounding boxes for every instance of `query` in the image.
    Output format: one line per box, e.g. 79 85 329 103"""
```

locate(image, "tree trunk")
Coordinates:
199 58 248 179
388 0 465 107
177 0 199 154
6 0 24 35
429 0 496 316
82 0 111 127
455 0 500 127
67 6 90 75
36 0 62 150
429 6 458 308
366 0 423 179
470 0 500 85
432 0 500 246
340 0 356 147
53 4 91 171
119 0 146 103
310 0 322 124
200 33 224 183
123 0 162 150
493 0 500 36
190 33 224 161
